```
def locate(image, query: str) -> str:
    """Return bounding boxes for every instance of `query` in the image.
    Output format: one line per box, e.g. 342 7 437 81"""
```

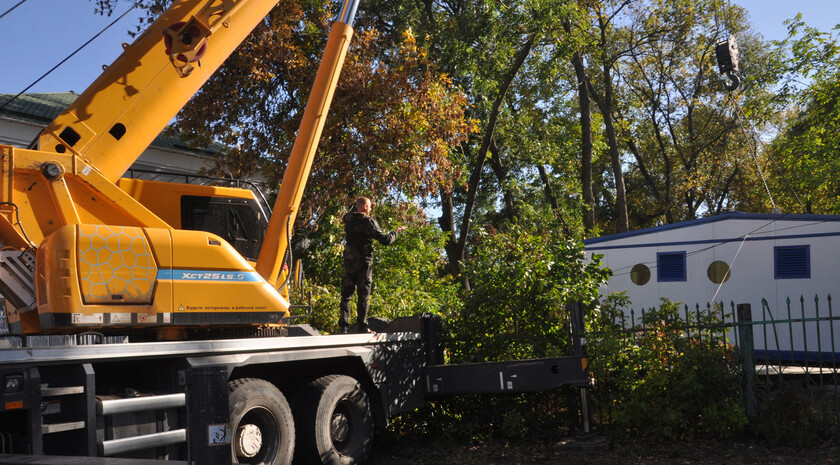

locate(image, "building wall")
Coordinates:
585 214 840 354
0 115 210 175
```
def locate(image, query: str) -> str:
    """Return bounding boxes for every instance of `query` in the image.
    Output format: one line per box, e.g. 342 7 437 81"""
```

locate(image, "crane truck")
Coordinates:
0 0 591 464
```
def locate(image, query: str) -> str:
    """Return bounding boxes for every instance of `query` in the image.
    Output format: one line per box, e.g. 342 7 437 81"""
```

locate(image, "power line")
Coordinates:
0 0 28 21
606 213 801 277
0 2 139 113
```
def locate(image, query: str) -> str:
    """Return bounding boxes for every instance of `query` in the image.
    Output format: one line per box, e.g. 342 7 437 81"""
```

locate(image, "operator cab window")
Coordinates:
181 196 268 260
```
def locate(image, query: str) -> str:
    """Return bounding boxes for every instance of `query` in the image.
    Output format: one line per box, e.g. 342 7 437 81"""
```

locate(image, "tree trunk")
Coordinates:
488 138 516 220
570 50 595 232
587 14 629 232
537 164 560 211
437 188 460 274
452 36 535 290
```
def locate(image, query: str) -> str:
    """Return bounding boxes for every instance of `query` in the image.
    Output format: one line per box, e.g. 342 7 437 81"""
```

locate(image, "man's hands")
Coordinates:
395 226 407 234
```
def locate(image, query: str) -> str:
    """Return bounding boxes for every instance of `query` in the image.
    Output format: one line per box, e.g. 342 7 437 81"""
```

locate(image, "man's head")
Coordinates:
355 196 373 215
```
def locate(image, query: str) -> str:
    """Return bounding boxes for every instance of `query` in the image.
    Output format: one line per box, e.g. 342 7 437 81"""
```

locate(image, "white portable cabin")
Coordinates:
584 212 840 361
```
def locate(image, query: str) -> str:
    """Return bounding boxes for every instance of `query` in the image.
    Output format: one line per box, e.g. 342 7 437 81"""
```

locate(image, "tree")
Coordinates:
571 0 636 232
766 17 840 214
404 0 586 288
565 0 781 231
101 0 473 226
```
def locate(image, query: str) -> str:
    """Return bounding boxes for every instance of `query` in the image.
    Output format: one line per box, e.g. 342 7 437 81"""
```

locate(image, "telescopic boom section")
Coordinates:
255 0 359 287
36 0 287 182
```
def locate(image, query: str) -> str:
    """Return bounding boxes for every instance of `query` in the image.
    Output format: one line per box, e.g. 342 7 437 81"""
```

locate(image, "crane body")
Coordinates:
0 2 592 463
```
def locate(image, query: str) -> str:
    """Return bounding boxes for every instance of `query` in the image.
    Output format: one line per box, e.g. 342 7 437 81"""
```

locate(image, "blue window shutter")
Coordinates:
774 245 810 279
657 251 687 282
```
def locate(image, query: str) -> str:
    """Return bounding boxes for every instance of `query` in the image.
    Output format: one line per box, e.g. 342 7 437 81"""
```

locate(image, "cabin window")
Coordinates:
181 195 267 261
630 263 651 285
707 261 731 284
774 245 810 279
657 251 686 282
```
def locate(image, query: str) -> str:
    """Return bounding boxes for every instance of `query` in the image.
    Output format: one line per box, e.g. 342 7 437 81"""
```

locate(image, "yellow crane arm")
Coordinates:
255 0 358 286
36 0 285 183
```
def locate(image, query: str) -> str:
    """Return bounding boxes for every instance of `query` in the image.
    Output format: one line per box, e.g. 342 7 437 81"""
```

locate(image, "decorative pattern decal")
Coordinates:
77 225 158 304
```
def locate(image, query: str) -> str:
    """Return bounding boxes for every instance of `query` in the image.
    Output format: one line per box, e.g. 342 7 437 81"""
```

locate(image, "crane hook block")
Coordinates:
724 71 741 92
715 35 739 74
715 35 740 91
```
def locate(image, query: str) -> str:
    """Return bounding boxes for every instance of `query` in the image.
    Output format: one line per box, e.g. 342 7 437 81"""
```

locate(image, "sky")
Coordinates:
0 0 839 96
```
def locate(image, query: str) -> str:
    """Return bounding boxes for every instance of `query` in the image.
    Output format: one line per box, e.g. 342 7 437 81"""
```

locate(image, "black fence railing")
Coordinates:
586 295 840 437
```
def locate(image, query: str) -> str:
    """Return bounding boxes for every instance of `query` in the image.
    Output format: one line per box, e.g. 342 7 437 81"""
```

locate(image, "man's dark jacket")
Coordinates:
342 211 398 263
339 211 399 331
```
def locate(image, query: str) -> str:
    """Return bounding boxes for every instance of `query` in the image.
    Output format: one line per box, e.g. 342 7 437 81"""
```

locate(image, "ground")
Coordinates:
369 436 840 464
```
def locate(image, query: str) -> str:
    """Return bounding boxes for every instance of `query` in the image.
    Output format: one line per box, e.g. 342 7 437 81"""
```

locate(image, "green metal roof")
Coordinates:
0 92 78 125
0 92 218 156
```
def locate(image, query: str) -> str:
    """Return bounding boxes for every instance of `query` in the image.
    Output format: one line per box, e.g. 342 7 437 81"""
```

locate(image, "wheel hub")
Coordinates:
331 412 350 444
236 423 263 458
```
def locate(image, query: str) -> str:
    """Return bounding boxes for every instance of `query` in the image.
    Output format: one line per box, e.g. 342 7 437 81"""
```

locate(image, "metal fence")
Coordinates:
587 295 840 435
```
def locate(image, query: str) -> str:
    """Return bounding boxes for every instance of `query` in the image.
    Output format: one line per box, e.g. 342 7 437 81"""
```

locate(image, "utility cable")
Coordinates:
0 0 28 20
606 213 793 277
0 2 138 113
709 232 747 303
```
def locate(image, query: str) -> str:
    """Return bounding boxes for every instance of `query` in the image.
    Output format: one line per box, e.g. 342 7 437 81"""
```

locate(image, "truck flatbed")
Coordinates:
0 332 421 366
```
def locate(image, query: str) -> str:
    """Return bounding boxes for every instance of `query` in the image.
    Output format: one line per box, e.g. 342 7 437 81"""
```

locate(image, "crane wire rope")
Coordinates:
0 2 139 113
709 232 746 303
730 94 807 213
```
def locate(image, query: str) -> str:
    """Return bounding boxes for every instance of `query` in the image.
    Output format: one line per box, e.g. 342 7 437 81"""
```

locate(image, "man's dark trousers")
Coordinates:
339 256 373 331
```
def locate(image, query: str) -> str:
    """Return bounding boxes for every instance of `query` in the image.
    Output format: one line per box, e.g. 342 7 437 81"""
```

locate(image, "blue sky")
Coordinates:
0 0 839 95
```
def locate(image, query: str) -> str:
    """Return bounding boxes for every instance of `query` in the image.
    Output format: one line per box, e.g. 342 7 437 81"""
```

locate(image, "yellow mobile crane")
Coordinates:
0 0 355 335
0 1 593 464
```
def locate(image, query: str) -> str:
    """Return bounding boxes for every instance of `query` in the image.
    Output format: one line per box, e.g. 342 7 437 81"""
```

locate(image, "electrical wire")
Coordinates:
0 2 139 113
606 213 798 277
0 0 28 20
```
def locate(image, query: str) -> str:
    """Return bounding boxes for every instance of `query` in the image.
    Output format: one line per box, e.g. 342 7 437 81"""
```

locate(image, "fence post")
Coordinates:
566 301 591 433
737 303 757 421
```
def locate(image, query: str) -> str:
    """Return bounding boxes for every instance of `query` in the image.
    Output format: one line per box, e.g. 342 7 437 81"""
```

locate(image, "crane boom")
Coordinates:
38 0 284 183
256 9 356 286
0 0 359 335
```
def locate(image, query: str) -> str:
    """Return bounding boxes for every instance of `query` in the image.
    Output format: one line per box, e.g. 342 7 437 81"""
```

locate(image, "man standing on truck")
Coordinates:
339 196 406 333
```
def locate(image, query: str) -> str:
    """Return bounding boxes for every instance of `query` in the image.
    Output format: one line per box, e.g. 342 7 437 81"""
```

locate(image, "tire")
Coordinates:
295 375 373 465
229 378 295 465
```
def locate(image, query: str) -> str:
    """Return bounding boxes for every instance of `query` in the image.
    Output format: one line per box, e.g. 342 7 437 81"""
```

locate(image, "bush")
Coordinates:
451 223 609 363
588 296 748 439
423 223 609 440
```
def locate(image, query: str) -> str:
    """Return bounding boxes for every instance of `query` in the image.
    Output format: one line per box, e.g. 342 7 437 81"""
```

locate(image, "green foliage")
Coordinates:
588 296 748 439
767 19 840 214
755 385 840 446
449 222 609 363
378 220 608 441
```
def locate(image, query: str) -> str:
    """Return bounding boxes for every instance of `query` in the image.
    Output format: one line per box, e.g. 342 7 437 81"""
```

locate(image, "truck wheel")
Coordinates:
295 375 372 465
229 378 295 465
